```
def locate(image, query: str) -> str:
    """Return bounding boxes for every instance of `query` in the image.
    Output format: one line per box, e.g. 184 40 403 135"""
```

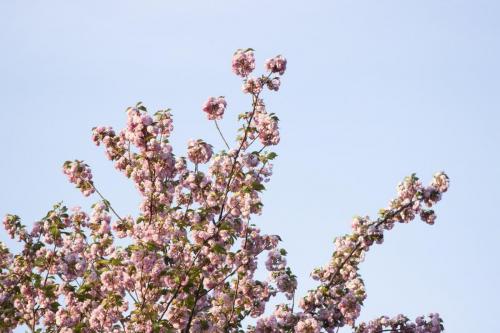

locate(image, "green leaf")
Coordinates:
267 152 278 160
74 323 85 333
49 224 60 238
50 301 60 311
251 182 266 192
185 295 195 308
212 244 226 254
109 258 122 266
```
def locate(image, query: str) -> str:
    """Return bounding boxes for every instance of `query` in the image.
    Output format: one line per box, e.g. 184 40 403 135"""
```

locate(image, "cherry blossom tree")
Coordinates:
0 49 449 333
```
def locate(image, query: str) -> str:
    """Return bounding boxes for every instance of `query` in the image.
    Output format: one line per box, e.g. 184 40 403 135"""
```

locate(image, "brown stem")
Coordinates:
91 185 125 223
225 222 251 329
184 277 205 333
214 120 231 150
327 201 413 286
216 72 273 224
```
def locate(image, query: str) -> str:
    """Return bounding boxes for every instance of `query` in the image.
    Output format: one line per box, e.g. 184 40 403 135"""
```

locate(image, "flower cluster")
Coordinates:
356 313 444 333
242 77 264 95
232 48 255 78
265 55 287 75
187 139 213 164
0 49 449 333
254 111 280 146
291 172 450 332
62 160 95 196
266 77 281 91
202 96 227 120
2 214 26 240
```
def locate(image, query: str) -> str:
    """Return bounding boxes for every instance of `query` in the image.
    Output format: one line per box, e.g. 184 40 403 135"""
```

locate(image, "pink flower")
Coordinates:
242 77 263 95
265 249 286 271
266 77 281 91
432 171 450 193
202 96 227 120
254 112 280 146
295 315 320 333
187 139 213 164
265 55 287 75
232 49 255 77
62 160 95 196
420 209 437 225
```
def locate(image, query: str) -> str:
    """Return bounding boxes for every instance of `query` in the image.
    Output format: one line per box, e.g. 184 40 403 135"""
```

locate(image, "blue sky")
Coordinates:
1 1 499 332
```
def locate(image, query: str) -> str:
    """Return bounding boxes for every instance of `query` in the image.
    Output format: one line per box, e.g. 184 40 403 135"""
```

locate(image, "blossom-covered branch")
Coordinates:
0 49 449 333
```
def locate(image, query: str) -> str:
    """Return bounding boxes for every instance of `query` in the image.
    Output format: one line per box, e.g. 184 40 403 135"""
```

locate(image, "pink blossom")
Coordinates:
62 160 95 196
295 315 320 333
242 77 263 95
254 112 280 146
266 77 281 91
202 96 227 120
265 55 287 75
232 49 255 77
187 139 213 164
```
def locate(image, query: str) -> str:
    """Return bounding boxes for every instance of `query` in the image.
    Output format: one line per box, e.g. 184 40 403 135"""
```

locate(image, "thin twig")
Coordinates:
91 185 125 223
214 120 230 150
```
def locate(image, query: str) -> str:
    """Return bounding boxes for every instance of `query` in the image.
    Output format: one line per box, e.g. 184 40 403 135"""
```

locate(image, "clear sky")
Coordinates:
0 1 499 332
